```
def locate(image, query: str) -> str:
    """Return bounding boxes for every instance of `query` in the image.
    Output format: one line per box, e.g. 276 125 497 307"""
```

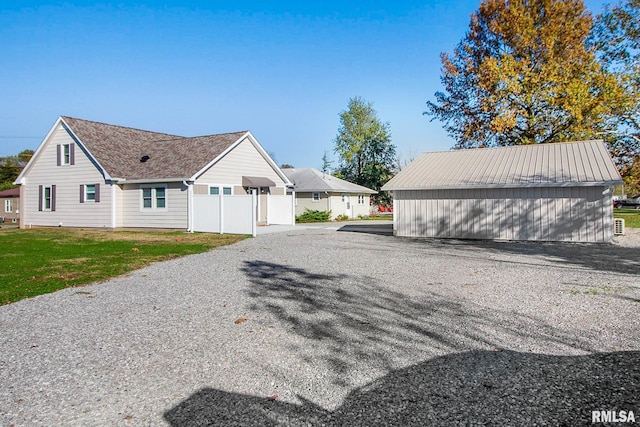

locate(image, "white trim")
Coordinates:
190 131 293 186
85 184 96 201
59 118 110 179
110 184 116 228
187 182 193 232
116 177 189 184
139 184 168 211
15 116 111 184
4 199 13 213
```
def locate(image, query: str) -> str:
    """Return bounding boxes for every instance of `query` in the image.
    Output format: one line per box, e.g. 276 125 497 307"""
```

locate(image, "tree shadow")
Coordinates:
341 220 640 276
165 350 640 426
164 259 638 425
422 237 640 276
337 223 393 236
238 260 604 382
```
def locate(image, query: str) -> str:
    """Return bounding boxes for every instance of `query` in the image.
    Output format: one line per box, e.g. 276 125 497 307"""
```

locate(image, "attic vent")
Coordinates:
140 155 150 163
614 218 625 236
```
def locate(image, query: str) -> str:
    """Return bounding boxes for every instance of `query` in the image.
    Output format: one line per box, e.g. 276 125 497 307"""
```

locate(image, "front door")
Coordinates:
344 194 352 218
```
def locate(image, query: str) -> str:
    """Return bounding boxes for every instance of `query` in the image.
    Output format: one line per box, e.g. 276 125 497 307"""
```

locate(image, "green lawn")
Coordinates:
0 228 247 305
614 209 640 229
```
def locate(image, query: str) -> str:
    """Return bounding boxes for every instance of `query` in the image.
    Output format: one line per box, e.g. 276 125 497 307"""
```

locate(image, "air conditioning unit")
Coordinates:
614 218 625 235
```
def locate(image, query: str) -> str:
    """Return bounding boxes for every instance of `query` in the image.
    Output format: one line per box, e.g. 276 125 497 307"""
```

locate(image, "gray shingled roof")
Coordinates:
382 140 622 190
282 168 377 194
61 116 247 180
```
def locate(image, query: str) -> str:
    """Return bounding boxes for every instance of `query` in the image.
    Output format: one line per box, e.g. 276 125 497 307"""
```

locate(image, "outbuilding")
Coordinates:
382 140 622 243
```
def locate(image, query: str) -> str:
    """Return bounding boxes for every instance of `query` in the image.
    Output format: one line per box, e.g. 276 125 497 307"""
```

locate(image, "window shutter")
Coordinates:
38 185 43 211
56 145 61 166
80 185 85 203
51 185 56 211
95 183 100 202
70 144 75 165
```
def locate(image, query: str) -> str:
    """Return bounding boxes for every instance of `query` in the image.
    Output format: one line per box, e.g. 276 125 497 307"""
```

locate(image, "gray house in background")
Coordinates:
283 168 377 220
382 140 622 243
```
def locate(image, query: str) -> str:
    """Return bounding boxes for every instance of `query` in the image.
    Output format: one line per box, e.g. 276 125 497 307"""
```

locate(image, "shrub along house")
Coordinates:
282 168 377 220
15 116 293 233
382 140 622 243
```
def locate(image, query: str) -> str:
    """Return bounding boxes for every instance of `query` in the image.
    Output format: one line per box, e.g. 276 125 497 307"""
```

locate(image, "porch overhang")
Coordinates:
242 176 276 187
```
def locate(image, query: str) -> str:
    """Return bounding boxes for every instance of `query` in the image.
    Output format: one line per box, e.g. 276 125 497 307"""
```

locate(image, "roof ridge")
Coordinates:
425 140 605 155
61 116 184 138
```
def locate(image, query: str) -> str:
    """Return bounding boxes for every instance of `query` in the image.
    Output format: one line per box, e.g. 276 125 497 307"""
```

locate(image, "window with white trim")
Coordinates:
312 192 320 202
141 186 167 210
57 143 74 166
62 144 70 164
4 199 13 213
223 187 232 195
209 187 219 195
358 195 366 205
86 184 96 201
39 185 56 211
80 184 100 203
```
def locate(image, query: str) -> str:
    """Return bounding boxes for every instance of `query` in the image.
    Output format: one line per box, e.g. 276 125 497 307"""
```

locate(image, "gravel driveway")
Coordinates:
1 225 639 426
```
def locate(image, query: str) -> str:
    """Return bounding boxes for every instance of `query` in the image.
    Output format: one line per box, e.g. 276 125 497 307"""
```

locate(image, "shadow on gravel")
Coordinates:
165 350 640 426
337 223 394 236
238 260 600 378
336 223 640 275
439 239 640 276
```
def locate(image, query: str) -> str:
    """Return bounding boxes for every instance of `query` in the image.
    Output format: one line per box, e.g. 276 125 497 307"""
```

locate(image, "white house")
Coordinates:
15 116 294 233
382 140 623 243
282 168 377 220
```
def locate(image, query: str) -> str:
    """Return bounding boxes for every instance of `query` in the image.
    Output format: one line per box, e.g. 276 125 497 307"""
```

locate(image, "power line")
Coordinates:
0 136 41 139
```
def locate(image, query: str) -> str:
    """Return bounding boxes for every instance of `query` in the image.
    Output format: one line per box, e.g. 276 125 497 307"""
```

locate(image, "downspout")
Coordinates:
110 183 116 228
325 191 331 219
183 181 193 232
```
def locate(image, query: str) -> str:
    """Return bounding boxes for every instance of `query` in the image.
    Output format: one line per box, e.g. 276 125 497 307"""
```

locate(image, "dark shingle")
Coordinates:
61 116 247 180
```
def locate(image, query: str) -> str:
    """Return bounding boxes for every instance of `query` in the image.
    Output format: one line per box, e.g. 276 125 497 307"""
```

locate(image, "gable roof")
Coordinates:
382 140 622 191
282 168 377 194
60 116 248 181
17 116 291 185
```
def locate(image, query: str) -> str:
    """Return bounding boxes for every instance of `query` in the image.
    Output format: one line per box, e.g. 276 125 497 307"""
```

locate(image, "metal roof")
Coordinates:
382 140 622 190
282 168 377 194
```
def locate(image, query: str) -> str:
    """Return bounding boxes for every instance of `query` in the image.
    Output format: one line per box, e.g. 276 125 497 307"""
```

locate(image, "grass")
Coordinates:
0 228 247 305
614 208 640 229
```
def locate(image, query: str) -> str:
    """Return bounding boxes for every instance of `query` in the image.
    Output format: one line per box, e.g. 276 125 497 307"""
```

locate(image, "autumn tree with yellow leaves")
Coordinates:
425 0 626 149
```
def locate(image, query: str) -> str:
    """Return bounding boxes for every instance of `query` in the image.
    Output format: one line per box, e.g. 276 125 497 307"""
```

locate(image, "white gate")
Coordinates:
193 194 256 235
267 194 294 225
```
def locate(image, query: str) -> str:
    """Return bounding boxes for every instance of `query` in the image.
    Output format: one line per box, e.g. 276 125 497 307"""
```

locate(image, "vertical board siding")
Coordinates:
395 186 612 242
22 125 112 227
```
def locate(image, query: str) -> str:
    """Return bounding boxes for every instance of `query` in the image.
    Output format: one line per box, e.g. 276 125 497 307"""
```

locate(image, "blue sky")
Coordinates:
0 0 608 169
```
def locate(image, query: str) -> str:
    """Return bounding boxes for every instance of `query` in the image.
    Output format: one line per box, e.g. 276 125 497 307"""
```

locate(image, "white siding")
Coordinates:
394 186 613 243
196 137 286 187
295 192 331 217
295 192 370 220
120 183 188 229
21 125 113 228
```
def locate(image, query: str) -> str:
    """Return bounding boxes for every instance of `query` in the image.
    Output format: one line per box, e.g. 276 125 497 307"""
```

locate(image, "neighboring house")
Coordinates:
0 187 20 224
282 168 377 219
14 116 293 232
382 140 623 243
